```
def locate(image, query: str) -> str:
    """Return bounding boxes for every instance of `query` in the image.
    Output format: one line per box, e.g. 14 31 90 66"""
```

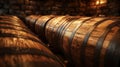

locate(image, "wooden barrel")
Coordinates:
25 15 41 31
0 16 65 67
45 16 79 53
45 16 120 67
0 16 27 28
34 15 55 43
67 17 120 67
0 16 35 36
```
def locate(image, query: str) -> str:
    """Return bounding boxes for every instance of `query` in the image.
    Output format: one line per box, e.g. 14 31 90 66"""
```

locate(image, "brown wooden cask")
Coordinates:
0 16 34 36
25 15 41 31
34 15 55 43
0 16 65 67
63 17 120 67
0 16 27 28
45 16 78 52
45 16 120 67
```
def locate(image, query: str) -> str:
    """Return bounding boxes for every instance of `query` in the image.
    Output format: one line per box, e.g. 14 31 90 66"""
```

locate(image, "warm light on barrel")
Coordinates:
96 0 107 5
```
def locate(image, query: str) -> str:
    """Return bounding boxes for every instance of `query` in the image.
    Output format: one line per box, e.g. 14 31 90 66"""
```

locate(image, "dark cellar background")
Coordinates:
0 0 120 17
0 0 120 67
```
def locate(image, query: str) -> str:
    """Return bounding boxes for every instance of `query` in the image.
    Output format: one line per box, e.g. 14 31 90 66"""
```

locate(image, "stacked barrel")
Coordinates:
0 16 65 67
25 15 55 44
25 15 120 67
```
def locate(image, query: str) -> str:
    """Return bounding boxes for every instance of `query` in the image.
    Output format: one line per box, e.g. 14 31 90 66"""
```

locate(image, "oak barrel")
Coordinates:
45 16 79 52
25 15 41 31
45 16 120 67
0 16 65 67
0 16 27 28
34 15 55 43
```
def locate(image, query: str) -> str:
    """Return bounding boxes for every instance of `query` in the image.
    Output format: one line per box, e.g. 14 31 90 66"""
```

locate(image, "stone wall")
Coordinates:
0 0 80 17
0 0 120 17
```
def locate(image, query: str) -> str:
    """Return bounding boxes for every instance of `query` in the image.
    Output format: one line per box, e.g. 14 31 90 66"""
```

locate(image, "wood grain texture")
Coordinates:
25 15 41 31
35 15 55 43
45 16 120 67
0 16 65 67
